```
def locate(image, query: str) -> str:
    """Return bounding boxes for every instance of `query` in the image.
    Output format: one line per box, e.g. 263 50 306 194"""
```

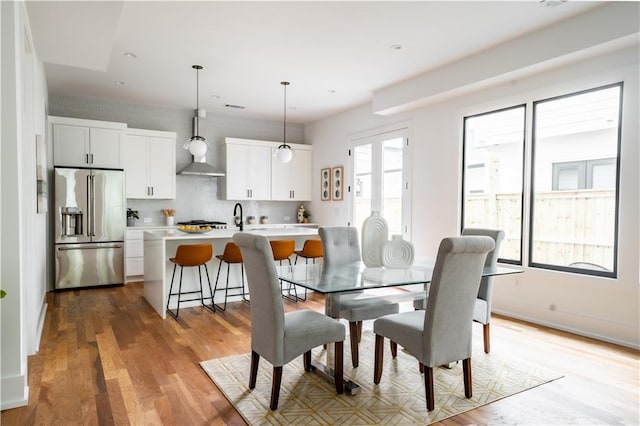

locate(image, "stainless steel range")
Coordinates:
177 220 228 229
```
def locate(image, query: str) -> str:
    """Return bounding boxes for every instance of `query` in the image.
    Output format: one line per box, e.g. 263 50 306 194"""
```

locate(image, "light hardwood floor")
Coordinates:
1 283 638 425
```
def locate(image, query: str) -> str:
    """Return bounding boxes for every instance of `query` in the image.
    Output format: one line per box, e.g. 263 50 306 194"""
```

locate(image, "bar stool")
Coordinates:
166 243 215 318
292 239 323 301
213 242 248 311
269 239 297 302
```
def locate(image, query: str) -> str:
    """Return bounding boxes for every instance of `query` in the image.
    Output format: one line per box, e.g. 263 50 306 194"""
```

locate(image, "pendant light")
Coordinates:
276 81 294 163
184 65 207 157
177 65 225 176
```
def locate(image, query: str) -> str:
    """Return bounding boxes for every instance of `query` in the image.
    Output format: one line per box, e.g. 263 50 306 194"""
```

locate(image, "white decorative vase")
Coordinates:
361 211 389 267
382 235 415 269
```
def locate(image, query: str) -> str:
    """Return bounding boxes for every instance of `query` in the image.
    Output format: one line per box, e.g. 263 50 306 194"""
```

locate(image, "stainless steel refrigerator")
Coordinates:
54 167 125 289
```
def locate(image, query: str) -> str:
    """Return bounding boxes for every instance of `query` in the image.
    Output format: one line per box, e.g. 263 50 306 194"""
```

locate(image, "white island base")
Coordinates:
143 227 319 319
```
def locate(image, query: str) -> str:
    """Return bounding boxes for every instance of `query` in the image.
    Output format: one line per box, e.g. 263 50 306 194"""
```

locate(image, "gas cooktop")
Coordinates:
177 220 227 229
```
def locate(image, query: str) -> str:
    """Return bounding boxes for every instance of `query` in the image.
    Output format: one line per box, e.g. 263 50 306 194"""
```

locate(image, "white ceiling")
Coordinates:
25 1 602 123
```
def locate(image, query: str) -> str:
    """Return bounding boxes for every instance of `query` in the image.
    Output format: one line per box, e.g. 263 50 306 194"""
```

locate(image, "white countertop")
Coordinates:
144 227 319 241
127 225 176 230
129 223 318 230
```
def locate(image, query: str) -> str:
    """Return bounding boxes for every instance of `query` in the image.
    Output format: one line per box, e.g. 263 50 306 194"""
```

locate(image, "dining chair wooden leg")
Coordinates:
425 366 434 411
334 341 344 394
249 351 260 389
483 324 490 353
463 358 472 398
270 366 283 410
356 321 363 343
349 321 359 368
373 334 384 384
390 340 398 358
303 350 312 372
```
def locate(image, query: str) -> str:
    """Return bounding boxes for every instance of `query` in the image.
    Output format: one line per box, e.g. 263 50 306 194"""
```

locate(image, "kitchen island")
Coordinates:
144 227 319 319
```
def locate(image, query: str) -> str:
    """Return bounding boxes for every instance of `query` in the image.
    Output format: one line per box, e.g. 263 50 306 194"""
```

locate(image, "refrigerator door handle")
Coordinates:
89 174 96 237
58 244 123 251
86 174 92 237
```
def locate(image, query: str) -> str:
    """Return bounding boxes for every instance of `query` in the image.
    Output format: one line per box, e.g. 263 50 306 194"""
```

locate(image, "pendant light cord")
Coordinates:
281 81 290 148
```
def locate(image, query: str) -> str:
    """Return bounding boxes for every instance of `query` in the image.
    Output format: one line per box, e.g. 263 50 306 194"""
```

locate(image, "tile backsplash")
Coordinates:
129 175 301 226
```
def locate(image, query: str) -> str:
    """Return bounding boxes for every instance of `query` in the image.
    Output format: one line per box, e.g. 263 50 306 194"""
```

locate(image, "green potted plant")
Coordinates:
127 208 140 227
302 209 311 223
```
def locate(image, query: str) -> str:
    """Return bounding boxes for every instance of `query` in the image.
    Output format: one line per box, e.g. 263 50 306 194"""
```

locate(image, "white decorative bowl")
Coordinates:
382 235 415 269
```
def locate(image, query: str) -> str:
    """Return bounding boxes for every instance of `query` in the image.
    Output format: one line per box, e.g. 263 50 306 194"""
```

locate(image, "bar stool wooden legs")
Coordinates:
269 240 297 302
213 242 248 311
293 239 323 301
166 243 215 318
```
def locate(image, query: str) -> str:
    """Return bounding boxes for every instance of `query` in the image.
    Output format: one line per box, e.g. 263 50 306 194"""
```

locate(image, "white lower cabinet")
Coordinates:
124 128 176 199
126 228 176 282
125 230 145 282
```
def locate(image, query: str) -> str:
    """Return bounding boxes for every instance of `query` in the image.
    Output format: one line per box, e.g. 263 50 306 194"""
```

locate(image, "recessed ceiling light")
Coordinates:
114 80 125 85
288 106 297 111
123 52 137 58
328 90 336 94
390 44 402 50
540 0 566 6
211 95 220 99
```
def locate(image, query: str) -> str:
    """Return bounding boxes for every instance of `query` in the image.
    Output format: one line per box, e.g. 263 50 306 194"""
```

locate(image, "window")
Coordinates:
462 105 526 264
552 158 616 191
531 84 622 276
351 129 409 238
461 83 622 277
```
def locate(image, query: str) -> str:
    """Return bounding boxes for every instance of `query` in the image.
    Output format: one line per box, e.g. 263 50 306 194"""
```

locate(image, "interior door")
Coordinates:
350 128 410 238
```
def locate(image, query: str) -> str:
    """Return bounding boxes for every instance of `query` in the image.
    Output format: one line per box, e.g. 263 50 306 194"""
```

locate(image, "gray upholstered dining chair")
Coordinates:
233 232 345 410
462 228 504 353
413 228 504 354
319 226 399 368
373 235 494 411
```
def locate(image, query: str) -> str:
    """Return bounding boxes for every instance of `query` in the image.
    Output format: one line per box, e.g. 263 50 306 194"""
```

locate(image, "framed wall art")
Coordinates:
321 168 331 201
332 166 344 201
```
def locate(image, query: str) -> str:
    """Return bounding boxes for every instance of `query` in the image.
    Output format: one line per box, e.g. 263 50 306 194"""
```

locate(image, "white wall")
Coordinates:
1 1 49 409
307 45 639 348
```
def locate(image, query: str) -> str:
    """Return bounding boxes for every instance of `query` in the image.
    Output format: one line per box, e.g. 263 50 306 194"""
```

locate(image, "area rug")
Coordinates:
201 331 562 424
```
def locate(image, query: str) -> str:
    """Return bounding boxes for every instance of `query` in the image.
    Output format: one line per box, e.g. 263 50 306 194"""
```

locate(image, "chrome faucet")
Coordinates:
233 202 243 231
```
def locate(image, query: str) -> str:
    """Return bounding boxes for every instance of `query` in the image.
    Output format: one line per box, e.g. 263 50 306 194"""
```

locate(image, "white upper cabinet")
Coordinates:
123 129 176 199
225 137 312 201
225 140 271 200
271 146 312 201
50 116 126 168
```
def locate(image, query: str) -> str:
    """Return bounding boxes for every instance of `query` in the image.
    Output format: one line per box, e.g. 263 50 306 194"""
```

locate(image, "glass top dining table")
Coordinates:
276 261 523 295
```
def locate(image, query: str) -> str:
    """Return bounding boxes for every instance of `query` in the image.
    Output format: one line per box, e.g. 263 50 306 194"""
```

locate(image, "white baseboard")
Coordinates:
0 375 28 410
492 308 640 350
34 302 48 353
